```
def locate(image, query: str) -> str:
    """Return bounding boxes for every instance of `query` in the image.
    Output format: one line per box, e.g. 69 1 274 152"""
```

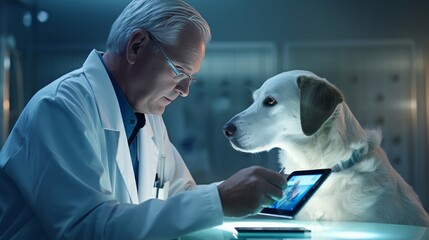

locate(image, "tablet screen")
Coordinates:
260 168 331 218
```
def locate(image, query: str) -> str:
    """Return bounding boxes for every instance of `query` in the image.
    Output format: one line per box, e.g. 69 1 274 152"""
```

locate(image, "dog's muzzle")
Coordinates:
222 122 236 138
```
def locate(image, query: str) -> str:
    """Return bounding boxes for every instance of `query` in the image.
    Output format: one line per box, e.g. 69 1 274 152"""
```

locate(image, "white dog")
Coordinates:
223 70 429 226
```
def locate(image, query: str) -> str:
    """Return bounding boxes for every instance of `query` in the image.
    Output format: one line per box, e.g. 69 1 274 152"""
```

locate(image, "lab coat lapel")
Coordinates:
83 50 139 204
137 116 160 202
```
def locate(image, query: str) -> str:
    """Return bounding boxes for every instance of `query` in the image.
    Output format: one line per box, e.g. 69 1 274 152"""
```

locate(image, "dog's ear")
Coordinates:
297 75 344 136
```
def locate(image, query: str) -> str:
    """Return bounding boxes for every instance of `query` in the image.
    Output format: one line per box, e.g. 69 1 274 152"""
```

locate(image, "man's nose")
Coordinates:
175 79 190 97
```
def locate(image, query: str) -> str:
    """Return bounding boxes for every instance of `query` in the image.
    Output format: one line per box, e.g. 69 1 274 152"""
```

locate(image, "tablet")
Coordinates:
260 168 331 218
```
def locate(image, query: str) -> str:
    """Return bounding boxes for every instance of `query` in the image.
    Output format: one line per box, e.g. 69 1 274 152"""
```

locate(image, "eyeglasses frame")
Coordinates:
148 33 192 84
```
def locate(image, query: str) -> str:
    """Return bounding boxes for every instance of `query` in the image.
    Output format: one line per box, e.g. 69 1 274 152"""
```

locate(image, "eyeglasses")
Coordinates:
148 33 193 84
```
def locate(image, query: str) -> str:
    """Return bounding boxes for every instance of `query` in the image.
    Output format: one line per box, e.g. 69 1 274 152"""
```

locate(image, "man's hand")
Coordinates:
217 166 287 217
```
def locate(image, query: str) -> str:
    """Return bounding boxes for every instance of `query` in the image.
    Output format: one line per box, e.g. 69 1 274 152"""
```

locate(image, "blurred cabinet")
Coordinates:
0 36 24 146
0 38 6 144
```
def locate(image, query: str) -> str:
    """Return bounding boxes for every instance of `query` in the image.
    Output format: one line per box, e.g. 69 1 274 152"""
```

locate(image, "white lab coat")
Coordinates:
0 50 223 240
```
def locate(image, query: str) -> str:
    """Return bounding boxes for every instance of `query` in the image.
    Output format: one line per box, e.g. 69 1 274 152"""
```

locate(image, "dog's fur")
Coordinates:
223 70 429 226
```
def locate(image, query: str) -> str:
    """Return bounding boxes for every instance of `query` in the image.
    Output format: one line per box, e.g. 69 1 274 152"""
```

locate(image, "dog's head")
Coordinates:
223 70 344 153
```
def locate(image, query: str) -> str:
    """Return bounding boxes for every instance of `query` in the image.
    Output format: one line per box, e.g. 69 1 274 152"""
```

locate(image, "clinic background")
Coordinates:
1 0 429 209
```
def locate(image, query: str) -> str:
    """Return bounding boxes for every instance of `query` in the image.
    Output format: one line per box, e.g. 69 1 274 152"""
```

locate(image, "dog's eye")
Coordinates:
263 97 277 106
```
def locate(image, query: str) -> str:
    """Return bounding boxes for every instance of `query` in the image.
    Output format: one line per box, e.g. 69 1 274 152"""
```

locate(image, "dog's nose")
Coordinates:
223 123 236 137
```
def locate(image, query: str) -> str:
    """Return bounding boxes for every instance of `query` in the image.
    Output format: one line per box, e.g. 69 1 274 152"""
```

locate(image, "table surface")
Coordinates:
180 216 429 240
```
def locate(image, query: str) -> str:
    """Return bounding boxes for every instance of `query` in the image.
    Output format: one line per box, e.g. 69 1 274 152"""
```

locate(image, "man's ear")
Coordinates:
297 75 344 136
126 30 150 64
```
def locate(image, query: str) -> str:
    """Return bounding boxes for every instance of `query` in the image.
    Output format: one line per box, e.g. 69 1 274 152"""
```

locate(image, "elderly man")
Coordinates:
0 0 286 239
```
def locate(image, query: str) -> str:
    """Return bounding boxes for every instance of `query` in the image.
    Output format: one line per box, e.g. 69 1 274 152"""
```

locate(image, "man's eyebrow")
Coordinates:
175 64 193 75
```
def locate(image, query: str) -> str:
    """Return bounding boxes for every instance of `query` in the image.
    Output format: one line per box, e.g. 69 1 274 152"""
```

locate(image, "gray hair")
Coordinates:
106 0 211 54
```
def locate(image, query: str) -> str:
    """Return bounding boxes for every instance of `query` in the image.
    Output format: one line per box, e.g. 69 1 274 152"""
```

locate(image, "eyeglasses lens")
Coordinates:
174 73 191 83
